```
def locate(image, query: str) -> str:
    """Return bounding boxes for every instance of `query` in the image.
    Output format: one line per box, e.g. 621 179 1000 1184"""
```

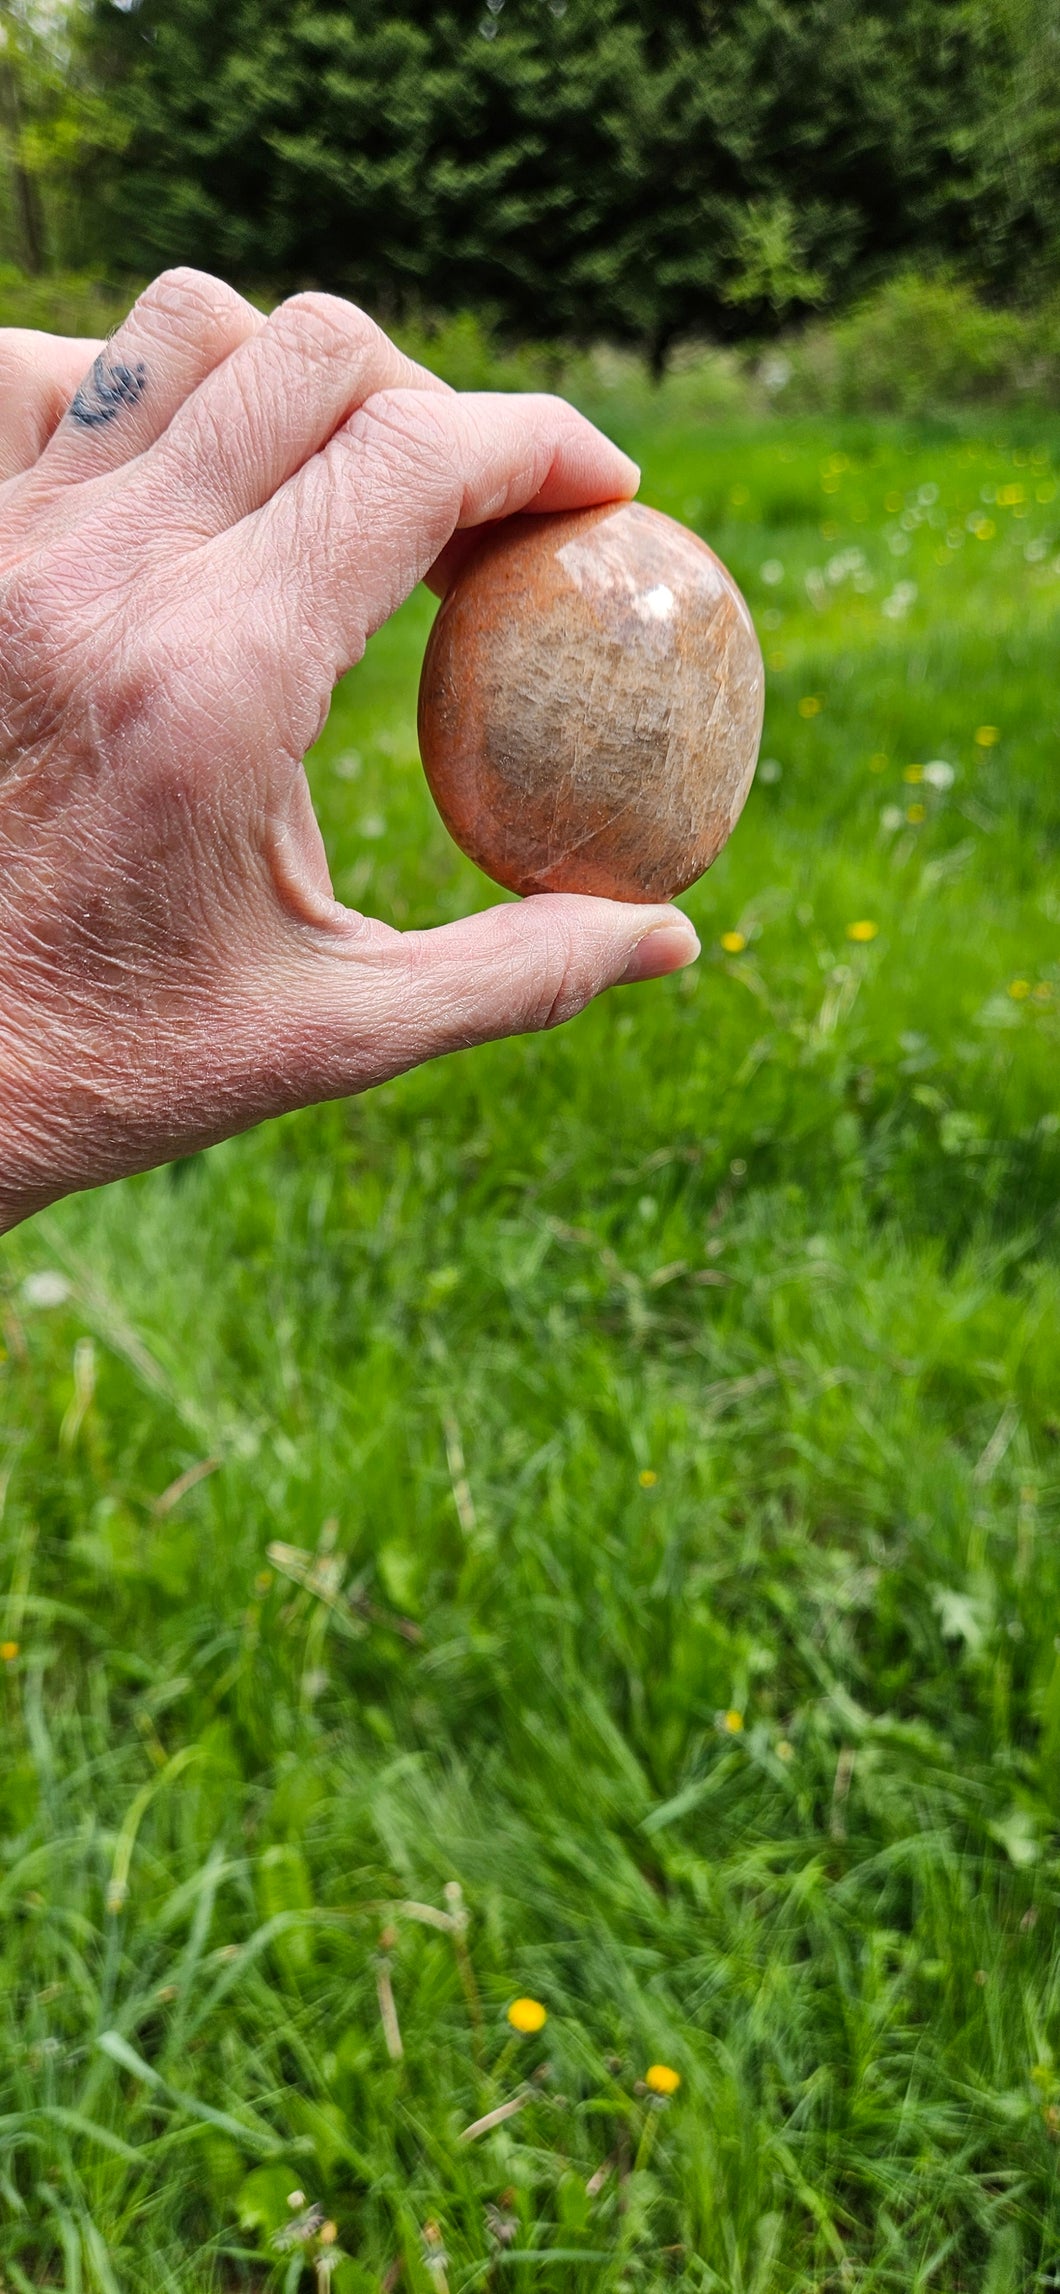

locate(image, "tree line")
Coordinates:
2 0 1059 361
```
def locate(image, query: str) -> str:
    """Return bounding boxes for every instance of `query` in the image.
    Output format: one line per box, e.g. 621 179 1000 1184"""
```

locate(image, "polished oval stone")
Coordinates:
417 500 764 903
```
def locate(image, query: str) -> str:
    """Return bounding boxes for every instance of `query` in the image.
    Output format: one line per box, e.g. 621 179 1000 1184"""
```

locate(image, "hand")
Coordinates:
0 270 700 1231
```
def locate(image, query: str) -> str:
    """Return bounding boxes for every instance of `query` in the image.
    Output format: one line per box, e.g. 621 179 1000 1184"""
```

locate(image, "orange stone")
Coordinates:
417 500 764 903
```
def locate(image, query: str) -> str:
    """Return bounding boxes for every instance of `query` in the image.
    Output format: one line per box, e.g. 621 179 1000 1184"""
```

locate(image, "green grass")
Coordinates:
3 412 1060 2293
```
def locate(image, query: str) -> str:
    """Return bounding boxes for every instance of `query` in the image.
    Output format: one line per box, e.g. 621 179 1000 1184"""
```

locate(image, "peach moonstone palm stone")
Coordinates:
417 500 764 903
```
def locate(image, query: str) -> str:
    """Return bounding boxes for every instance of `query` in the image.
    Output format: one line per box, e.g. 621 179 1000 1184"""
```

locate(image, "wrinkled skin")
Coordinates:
0 272 698 1232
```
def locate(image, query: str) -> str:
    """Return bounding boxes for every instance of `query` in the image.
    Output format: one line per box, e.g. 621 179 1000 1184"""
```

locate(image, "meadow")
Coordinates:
1 405 1059 2293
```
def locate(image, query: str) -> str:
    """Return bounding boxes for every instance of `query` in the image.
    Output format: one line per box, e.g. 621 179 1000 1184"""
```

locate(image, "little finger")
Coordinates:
0 331 102 482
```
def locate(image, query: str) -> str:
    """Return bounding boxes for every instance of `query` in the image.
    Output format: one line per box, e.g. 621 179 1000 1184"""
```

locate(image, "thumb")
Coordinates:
275 893 700 1103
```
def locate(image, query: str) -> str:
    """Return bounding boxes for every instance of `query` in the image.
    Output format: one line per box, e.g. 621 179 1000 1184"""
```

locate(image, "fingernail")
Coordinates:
617 921 700 986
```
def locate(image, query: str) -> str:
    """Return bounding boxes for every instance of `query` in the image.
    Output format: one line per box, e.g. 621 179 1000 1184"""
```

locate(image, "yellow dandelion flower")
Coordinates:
975 519 996 540
645 2064 681 2096
720 931 747 955
975 726 1000 747
319 2223 338 2248
906 803 926 824
846 920 879 944
798 695 824 718
1008 979 1031 1001
723 1709 744 1734
0 1641 18 1662
776 1740 794 1762
507 1997 547 2034
869 753 889 773
639 1469 658 1488
902 764 923 784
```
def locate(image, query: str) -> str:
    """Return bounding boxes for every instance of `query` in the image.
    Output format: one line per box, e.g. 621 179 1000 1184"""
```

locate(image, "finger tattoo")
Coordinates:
69 353 148 429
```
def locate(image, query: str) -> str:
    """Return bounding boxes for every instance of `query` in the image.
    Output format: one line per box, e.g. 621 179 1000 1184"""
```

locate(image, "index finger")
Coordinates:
424 469 641 600
218 388 641 688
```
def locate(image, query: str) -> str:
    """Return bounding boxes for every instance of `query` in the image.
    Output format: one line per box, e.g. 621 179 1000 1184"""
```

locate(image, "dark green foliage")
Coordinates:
69 0 1060 352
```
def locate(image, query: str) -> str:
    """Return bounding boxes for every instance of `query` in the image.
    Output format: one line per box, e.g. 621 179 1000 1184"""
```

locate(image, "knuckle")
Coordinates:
272 290 383 368
358 386 460 488
132 266 257 344
537 929 586 1030
528 391 585 462
525 391 583 465
512 912 586 1033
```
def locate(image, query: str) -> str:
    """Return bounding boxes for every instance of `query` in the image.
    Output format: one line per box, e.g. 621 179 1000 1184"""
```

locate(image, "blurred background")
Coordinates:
3 0 1060 410
2 6 1060 2292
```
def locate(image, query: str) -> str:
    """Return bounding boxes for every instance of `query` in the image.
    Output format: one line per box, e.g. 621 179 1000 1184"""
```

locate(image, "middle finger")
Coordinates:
140 291 449 536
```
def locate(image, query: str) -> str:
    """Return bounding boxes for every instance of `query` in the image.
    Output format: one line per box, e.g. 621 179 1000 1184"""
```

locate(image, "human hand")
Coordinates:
0 270 700 1231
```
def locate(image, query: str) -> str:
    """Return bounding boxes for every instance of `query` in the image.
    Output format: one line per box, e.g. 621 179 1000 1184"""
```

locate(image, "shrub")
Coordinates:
0 265 137 338
1 265 1057 424
776 272 1060 416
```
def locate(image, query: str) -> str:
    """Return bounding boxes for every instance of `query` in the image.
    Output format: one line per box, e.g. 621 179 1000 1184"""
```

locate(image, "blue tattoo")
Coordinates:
69 353 148 429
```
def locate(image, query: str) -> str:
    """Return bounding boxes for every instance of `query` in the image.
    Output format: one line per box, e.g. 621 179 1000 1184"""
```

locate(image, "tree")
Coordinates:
0 2 56 271
71 0 1059 350
0 0 131 274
